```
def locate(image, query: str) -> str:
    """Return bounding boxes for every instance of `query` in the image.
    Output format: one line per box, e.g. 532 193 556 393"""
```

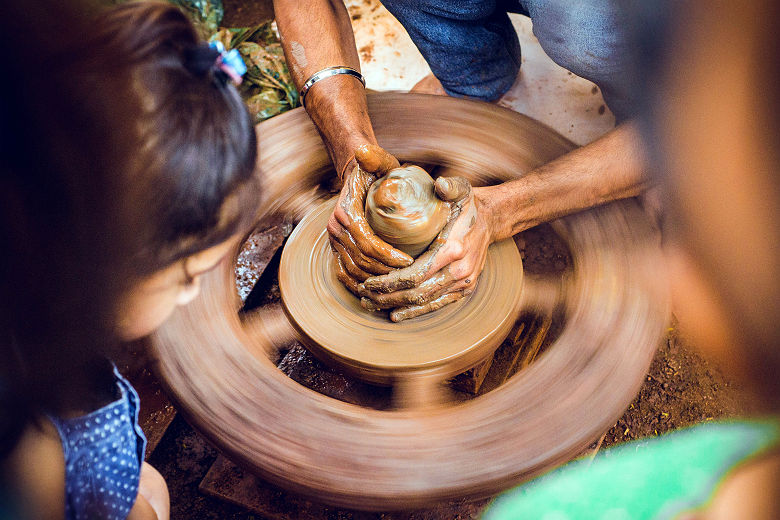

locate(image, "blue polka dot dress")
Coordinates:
49 365 147 520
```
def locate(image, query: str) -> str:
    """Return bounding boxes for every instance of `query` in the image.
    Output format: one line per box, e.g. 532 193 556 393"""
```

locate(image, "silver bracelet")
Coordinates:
299 66 365 108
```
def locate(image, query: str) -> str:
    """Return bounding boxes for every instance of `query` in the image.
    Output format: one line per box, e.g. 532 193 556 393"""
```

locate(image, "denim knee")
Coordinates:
383 0 498 21
522 0 638 119
381 0 521 101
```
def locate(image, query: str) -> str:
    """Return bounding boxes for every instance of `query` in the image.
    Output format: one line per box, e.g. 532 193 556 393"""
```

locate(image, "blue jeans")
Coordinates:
381 0 638 120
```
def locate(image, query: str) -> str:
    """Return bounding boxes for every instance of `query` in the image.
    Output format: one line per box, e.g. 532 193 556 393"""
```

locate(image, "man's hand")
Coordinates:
358 178 495 321
328 144 415 293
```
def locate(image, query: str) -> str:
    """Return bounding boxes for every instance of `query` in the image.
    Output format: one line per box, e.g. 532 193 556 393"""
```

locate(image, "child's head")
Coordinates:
96 2 260 339
0 0 141 440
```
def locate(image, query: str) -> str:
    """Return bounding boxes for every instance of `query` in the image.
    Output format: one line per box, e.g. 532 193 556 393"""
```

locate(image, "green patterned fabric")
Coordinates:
484 418 780 520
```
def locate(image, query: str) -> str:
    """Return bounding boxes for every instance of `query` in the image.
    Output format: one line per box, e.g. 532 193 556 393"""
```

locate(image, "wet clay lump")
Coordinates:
365 165 449 257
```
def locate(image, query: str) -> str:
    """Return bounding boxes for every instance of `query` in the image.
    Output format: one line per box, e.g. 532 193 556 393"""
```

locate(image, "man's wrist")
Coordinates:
300 66 365 109
475 182 535 241
474 187 500 243
333 137 377 181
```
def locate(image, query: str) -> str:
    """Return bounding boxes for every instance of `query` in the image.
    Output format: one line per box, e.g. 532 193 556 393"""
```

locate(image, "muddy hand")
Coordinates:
327 144 414 294
360 178 494 321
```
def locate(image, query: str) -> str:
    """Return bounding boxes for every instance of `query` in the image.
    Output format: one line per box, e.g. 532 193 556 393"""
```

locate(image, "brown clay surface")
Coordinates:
365 165 450 257
280 197 524 384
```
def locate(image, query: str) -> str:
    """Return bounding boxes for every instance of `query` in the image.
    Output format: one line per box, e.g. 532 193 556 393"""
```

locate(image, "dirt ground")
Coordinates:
221 0 274 27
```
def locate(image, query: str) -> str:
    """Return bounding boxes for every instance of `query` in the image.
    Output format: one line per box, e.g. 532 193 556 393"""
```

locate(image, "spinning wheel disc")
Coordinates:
150 92 669 510
280 197 523 384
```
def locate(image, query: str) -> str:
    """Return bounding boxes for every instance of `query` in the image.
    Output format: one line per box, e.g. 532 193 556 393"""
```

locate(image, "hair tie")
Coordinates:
208 41 247 86
183 44 219 77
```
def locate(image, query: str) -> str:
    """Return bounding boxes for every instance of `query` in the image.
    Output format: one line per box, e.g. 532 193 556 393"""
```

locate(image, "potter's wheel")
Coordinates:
150 92 669 510
280 197 523 386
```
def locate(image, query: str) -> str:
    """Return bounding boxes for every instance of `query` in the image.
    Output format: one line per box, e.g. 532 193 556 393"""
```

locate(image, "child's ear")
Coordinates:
175 275 202 306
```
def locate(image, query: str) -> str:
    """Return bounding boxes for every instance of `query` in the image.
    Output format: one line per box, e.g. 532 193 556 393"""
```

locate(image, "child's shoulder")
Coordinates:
704 448 780 520
5 417 66 519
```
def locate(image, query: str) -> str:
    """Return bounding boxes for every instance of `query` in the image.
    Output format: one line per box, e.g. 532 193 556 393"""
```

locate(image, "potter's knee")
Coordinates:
381 0 498 21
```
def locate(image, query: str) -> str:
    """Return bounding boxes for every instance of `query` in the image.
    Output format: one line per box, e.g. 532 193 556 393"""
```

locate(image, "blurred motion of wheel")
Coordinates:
151 92 669 510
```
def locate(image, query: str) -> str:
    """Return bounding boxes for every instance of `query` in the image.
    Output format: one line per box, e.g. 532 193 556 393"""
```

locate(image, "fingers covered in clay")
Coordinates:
327 217 393 275
361 176 474 294
330 152 414 270
329 237 371 281
332 157 487 321
360 242 486 308
348 216 414 268
390 289 474 322
360 245 441 293
354 143 400 174
333 253 361 295
360 267 458 309
360 175 493 320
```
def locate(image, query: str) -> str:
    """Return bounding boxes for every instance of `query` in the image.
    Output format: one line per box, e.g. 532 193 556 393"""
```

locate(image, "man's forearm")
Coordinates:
480 121 649 241
273 0 376 173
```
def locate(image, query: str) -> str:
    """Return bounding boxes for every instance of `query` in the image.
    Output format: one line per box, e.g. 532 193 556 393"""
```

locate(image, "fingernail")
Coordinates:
435 176 452 191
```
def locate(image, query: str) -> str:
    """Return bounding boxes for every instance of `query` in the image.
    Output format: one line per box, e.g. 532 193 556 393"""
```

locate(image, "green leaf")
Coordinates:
168 0 224 36
245 90 288 123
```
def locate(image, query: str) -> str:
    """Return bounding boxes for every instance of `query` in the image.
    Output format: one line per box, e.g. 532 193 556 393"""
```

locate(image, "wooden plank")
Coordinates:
199 455 489 519
116 339 177 458
502 316 551 384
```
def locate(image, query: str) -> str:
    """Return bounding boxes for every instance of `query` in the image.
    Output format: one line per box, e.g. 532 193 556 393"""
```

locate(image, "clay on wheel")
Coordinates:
149 92 669 511
365 165 449 257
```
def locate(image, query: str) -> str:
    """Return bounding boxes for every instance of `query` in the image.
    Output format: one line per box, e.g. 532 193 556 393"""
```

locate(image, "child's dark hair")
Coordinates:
0 0 140 456
0 1 260 458
98 2 260 274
